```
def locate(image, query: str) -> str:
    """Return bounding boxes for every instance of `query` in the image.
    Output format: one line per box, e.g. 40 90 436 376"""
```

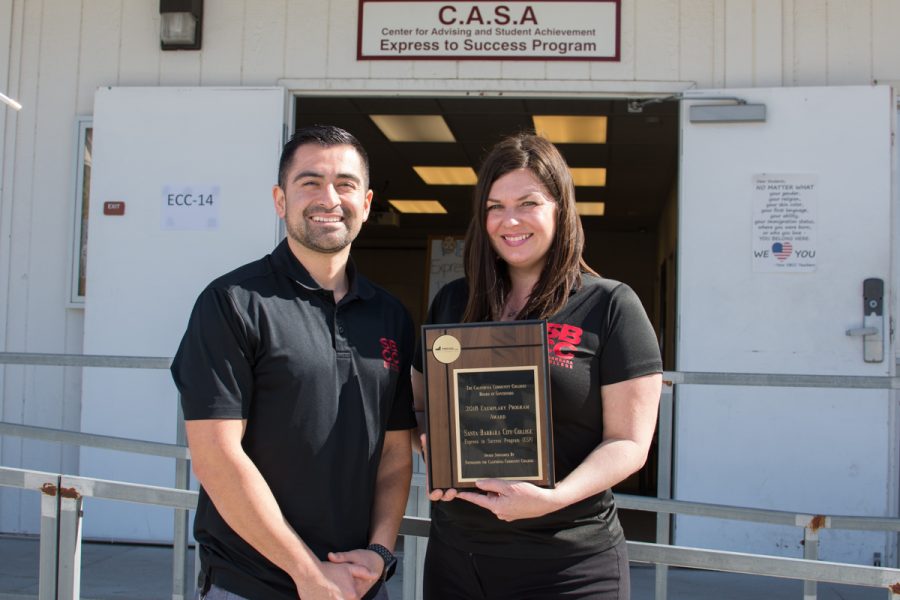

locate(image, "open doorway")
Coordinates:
294 95 679 540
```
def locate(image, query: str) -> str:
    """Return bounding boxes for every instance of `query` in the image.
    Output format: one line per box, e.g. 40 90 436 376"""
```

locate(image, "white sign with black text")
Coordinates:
161 184 221 231
751 174 817 273
358 1 620 60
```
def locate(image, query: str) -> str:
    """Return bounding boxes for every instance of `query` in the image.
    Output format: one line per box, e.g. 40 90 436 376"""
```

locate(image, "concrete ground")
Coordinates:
0 535 887 600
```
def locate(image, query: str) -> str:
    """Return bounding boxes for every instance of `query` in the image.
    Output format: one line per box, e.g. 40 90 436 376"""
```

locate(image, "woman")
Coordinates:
412 133 662 599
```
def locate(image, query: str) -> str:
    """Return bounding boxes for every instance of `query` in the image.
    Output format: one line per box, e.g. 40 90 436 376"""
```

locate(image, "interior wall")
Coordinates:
584 229 659 322
657 183 679 369
352 247 428 330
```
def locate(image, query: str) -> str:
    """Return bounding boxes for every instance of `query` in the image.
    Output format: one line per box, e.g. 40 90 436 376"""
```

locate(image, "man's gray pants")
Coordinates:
199 582 389 599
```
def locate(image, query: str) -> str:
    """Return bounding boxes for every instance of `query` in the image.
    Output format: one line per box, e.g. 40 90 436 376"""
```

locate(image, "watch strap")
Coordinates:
366 543 397 581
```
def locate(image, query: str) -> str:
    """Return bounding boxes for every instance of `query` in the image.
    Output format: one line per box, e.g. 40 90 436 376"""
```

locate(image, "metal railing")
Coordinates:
1 464 899 599
616 492 900 600
0 352 191 600
0 465 196 600
649 370 900 600
1 351 900 599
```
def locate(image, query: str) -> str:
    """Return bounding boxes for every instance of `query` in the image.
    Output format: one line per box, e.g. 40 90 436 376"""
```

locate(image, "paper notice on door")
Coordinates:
752 174 817 273
161 185 221 231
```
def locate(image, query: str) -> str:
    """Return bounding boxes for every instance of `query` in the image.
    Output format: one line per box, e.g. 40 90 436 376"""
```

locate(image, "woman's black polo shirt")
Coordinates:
171 239 416 599
414 275 662 559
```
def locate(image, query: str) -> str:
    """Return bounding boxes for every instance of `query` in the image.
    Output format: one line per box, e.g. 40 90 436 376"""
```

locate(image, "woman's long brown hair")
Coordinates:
462 133 597 323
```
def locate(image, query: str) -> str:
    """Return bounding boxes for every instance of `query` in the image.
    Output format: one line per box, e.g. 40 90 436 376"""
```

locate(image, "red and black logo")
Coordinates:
547 323 583 369
380 337 401 372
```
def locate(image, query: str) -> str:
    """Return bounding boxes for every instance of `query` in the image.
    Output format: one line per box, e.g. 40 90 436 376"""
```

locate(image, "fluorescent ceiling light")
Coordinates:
371 115 456 142
533 115 607 143
413 166 477 185
576 202 606 216
570 168 606 187
389 200 448 214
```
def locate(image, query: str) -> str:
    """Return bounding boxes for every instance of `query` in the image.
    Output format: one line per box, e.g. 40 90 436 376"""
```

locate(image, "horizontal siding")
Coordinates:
635 0 681 81
0 0 15 356
724 0 754 87
120 0 160 85
285 0 329 79
33 0 898 98
201 0 244 84
827 0 873 85
680 0 715 88
755 0 783 87
328 0 370 79
76 0 121 114
873 0 900 82
793 0 828 86
242 0 286 86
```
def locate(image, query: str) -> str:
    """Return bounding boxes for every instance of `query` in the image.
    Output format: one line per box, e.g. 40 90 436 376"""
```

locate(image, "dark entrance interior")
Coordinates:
294 95 679 540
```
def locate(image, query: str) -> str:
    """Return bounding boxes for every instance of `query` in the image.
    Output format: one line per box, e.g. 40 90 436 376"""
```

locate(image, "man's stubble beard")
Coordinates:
285 209 360 254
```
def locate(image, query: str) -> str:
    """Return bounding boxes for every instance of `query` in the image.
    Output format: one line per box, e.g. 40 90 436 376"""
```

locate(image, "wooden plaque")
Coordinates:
422 321 554 490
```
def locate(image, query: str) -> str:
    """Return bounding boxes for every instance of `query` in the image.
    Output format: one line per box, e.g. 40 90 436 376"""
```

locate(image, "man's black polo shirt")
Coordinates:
171 239 416 599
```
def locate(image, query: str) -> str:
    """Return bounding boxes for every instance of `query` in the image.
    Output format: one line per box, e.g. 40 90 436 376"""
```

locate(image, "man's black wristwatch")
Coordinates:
367 543 397 581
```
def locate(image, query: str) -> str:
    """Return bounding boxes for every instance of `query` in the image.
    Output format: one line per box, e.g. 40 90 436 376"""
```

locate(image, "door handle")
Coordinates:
845 278 884 363
845 327 878 337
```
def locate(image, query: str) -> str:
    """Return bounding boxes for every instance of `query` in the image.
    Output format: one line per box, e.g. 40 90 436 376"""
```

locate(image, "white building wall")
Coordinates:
0 0 13 361
0 0 898 533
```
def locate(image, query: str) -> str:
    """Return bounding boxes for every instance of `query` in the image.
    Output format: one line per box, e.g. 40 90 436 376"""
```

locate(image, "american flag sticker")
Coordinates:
772 241 792 261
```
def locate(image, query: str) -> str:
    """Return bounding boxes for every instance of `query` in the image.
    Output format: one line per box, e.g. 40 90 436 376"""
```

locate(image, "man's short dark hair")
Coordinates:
277 125 370 190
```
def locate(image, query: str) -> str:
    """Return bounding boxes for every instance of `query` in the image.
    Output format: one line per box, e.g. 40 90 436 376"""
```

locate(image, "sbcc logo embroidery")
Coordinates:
380 337 401 372
547 323 583 369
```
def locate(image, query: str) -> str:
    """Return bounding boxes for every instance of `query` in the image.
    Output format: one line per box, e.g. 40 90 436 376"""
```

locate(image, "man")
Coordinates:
171 125 415 600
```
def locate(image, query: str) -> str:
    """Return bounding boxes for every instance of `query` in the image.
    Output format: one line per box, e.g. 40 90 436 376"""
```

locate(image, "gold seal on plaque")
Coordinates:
432 334 461 364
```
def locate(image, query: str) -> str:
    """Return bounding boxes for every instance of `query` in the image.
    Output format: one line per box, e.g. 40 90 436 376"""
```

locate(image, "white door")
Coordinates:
81 87 286 541
675 85 897 565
